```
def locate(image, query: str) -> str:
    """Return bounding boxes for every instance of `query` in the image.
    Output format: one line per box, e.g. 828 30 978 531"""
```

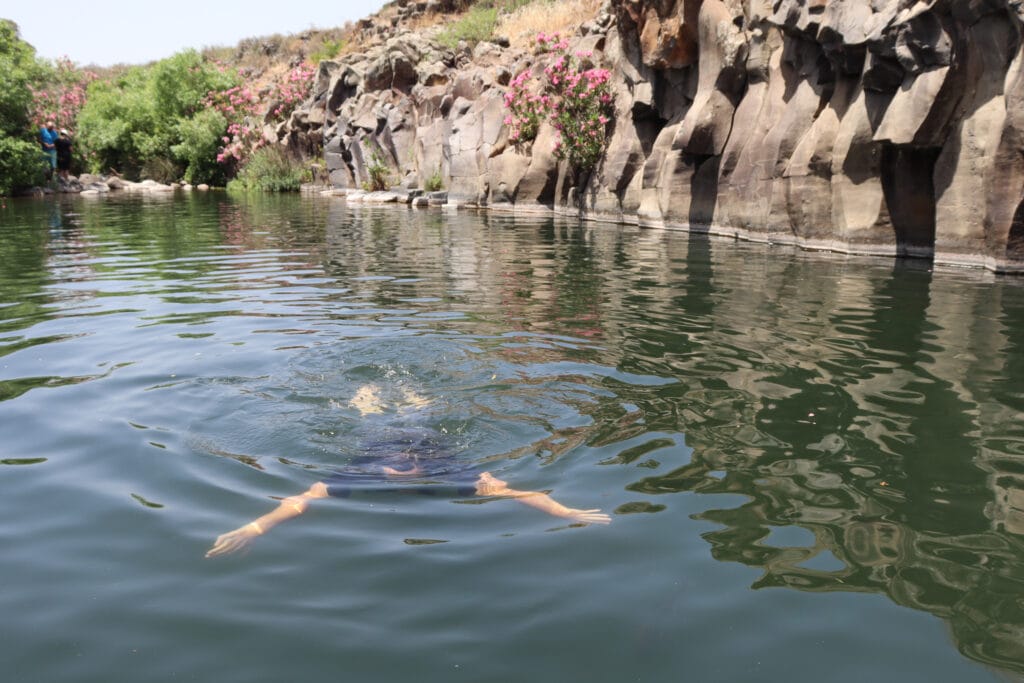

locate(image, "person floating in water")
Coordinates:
206 384 611 557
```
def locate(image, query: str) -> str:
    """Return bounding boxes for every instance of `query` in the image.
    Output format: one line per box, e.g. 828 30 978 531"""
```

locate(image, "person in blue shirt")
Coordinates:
206 384 611 557
39 121 60 179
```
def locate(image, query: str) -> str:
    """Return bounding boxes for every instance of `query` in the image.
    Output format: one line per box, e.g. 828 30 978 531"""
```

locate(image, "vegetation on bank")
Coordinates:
0 19 322 195
76 51 238 183
0 19 49 194
227 146 305 192
0 0 605 196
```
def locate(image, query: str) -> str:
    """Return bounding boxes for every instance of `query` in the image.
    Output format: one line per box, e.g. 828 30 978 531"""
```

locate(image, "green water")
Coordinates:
2 192 1023 682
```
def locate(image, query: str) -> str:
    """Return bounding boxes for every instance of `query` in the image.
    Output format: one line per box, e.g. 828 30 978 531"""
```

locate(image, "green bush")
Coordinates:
436 5 500 49
141 156 182 184
363 150 390 191
171 108 228 184
77 50 238 180
76 70 151 175
0 137 45 194
0 20 42 137
0 20 49 194
228 145 304 192
310 38 346 64
424 166 444 192
150 51 235 118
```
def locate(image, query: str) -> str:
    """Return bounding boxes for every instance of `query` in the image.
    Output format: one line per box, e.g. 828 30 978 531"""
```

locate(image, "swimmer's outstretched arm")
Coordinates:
475 472 611 525
206 482 330 558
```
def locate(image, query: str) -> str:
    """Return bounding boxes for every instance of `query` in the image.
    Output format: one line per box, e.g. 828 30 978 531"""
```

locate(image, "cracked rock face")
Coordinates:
279 0 1024 272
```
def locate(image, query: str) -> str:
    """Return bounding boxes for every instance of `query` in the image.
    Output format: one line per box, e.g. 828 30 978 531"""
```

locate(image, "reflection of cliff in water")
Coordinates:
317 204 1024 672
617 242 1024 674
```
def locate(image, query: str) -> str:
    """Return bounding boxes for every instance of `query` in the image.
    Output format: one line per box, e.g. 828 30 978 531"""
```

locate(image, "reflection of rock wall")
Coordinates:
610 238 1024 674
309 198 1024 673
280 0 1024 273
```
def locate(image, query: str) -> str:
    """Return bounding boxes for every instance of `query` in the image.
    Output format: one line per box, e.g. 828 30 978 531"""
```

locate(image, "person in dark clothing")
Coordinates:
206 384 610 557
55 129 73 180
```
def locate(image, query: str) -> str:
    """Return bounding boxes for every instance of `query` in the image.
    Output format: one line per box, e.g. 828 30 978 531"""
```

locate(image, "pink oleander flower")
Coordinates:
502 31 614 169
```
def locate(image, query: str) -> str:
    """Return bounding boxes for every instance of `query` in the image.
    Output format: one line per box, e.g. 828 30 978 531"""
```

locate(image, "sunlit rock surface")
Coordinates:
278 0 1024 272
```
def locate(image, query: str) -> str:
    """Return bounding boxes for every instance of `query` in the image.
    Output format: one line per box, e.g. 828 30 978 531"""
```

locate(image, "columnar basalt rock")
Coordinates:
279 0 1024 272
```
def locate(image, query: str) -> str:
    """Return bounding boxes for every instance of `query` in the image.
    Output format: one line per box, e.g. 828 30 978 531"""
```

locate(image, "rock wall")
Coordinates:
280 0 1024 272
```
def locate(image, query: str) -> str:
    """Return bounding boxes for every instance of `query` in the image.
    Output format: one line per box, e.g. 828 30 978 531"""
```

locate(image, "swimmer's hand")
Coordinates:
205 484 327 558
206 522 262 558
561 508 612 525
476 471 612 525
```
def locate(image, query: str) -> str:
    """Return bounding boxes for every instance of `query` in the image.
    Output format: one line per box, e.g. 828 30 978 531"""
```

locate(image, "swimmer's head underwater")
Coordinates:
349 384 430 416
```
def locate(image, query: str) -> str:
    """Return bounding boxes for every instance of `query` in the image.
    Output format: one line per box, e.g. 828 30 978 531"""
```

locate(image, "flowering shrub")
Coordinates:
29 57 98 129
209 62 314 173
544 50 612 171
533 31 568 54
204 84 261 169
28 58 98 174
502 71 547 147
270 62 316 120
503 34 613 172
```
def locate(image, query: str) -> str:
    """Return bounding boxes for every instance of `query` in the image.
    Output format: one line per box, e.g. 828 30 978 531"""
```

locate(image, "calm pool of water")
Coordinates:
2 192 1024 682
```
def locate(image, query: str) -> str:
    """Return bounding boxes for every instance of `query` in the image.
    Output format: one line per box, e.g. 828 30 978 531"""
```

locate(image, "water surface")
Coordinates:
2 193 1024 682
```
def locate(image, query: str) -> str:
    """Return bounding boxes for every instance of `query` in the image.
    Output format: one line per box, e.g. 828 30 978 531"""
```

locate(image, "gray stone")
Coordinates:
260 0 1024 271
674 0 747 156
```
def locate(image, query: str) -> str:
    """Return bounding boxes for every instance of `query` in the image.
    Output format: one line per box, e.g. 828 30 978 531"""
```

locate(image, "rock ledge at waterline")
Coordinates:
278 0 1024 272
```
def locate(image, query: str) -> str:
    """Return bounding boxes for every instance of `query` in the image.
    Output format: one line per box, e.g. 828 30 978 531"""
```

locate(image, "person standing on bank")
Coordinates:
55 129 73 181
39 121 60 180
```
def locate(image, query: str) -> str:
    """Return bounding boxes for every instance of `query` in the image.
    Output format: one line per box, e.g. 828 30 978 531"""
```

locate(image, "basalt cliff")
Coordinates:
276 0 1024 273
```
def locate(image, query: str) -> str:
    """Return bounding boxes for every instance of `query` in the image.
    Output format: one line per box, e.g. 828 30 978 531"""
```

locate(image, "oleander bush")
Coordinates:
503 33 613 172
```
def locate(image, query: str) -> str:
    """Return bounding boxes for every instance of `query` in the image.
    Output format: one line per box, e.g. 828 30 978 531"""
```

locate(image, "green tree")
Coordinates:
76 67 153 175
0 19 48 194
77 49 239 183
172 108 228 185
